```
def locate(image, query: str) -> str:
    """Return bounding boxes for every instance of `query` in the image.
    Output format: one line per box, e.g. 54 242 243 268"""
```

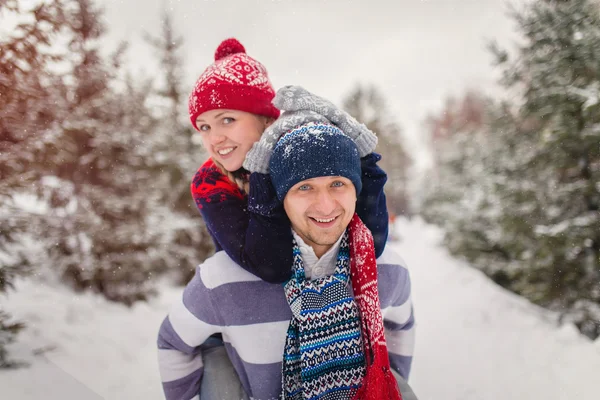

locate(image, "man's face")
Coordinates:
283 176 356 258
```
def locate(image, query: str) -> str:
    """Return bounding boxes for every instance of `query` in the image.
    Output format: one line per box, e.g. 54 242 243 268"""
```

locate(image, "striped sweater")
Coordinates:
157 245 415 400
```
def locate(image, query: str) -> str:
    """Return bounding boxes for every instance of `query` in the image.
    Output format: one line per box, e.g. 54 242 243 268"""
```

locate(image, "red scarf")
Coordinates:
349 214 403 400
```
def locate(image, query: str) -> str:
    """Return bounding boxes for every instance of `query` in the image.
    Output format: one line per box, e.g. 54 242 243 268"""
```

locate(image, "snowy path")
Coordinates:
1 218 599 399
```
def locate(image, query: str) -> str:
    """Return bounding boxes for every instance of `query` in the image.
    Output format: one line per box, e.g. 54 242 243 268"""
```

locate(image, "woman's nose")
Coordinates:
208 130 226 145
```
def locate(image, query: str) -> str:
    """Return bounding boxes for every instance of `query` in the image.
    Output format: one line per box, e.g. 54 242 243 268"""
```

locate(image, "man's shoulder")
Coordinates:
198 251 262 289
376 246 412 306
186 252 291 327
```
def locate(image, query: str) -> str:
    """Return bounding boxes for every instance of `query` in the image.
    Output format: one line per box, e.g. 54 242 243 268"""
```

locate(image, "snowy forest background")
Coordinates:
0 0 599 382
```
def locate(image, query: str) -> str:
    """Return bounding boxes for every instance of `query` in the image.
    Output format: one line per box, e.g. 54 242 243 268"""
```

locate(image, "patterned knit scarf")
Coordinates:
282 215 402 400
282 231 366 400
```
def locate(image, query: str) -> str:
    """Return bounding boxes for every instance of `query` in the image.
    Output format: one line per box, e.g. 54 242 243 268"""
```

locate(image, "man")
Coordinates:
157 110 416 400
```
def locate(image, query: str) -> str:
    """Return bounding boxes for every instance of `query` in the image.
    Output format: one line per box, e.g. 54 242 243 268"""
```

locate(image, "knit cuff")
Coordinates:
354 129 378 158
243 141 273 174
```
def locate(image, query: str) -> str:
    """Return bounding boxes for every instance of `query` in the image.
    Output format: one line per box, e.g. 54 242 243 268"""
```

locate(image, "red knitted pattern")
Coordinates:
188 38 279 129
190 158 245 209
349 214 403 400
214 38 246 60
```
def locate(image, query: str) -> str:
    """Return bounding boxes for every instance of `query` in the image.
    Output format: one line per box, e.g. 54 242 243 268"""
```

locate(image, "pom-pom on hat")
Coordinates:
269 122 362 201
188 38 280 130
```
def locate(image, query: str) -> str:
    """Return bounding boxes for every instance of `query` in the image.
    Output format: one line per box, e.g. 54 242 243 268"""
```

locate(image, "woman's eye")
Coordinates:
199 124 210 132
223 117 234 124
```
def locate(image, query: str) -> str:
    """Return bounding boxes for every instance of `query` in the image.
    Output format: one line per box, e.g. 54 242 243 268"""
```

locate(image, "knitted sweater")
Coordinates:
190 153 389 283
157 244 415 400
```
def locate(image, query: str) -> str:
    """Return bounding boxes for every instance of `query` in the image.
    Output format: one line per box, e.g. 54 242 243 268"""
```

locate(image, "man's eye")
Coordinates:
223 117 234 124
331 181 345 188
298 184 311 191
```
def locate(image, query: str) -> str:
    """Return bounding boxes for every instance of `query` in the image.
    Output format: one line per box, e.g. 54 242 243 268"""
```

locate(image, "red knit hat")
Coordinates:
188 38 280 130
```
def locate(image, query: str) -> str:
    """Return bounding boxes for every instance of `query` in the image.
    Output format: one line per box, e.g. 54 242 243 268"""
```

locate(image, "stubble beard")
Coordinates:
304 226 344 249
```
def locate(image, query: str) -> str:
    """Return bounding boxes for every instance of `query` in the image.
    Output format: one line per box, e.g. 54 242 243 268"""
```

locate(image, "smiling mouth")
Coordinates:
217 147 235 156
314 217 335 223
310 216 338 226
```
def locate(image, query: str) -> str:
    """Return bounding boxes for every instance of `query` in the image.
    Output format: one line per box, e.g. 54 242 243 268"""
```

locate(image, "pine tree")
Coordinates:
421 96 541 286
420 92 490 226
1 0 213 307
421 0 600 338
143 9 214 284
421 92 495 229
29 0 167 304
342 84 412 216
419 92 516 278
0 0 72 368
489 0 600 337
0 0 217 365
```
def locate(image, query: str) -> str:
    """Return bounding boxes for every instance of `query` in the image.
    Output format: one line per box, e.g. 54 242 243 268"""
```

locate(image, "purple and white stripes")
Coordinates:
157 248 415 400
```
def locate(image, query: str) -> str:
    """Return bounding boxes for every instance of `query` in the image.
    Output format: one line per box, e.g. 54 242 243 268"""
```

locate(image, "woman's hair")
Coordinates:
209 115 275 194
213 160 250 193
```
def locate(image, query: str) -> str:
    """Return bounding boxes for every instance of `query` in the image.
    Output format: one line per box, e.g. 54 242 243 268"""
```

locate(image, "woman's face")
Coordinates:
196 109 270 172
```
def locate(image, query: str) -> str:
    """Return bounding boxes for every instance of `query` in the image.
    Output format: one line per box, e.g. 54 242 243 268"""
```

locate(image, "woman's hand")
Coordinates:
243 109 328 174
273 85 378 157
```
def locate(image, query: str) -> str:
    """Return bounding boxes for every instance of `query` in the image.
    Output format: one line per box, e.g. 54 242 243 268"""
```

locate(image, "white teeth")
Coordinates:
314 217 335 223
218 147 234 155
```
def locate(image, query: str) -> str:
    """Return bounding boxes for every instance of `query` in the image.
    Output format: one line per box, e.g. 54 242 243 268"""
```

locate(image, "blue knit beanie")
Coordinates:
269 122 362 201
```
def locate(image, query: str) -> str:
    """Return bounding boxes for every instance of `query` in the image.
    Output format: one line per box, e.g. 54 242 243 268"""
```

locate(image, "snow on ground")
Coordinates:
393 218 600 400
1 217 599 399
0 279 177 399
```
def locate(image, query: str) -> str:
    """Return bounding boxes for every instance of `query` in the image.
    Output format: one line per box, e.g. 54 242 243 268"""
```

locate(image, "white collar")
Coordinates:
291 230 344 280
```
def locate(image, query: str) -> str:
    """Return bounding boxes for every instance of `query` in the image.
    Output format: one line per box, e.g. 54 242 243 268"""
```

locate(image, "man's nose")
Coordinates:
314 189 336 214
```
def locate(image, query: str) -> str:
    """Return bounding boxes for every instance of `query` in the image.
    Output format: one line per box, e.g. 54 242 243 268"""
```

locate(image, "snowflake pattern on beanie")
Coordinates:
188 38 279 129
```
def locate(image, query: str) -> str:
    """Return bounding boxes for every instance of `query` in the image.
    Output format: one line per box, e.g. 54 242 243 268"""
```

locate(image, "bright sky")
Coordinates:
0 0 518 172
96 0 520 171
